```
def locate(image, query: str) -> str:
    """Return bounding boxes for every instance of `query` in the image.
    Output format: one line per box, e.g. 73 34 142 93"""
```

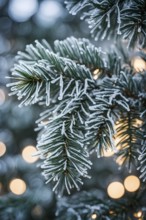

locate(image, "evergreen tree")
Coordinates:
6 0 146 219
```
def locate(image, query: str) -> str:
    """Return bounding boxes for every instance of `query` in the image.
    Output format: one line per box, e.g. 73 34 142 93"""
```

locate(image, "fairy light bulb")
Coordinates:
0 141 6 157
22 145 38 163
0 88 6 106
133 57 146 72
91 213 97 219
9 178 26 195
134 211 143 218
93 69 100 79
124 175 140 192
107 182 125 199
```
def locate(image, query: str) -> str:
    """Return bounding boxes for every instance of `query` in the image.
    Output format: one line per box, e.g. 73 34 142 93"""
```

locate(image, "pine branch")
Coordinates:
7 38 98 107
56 190 146 220
115 112 142 169
65 0 146 48
138 139 146 182
37 116 92 195
7 36 146 193
54 37 105 71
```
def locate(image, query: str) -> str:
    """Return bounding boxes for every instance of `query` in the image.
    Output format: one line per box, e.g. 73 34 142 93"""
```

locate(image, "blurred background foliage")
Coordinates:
0 0 145 219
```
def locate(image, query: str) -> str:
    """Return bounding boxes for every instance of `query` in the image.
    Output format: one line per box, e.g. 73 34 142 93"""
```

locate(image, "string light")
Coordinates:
124 175 140 192
93 69 100 79
9 178 26 195
132 57 146 72
0 141 6 157
109 210 116 216
91 213 97 219
22 145 38 163
134 211 143 218
107 181 125 199
0 88 6 106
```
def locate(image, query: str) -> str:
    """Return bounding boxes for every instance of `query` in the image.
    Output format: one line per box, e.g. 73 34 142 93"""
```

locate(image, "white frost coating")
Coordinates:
70 116 74 133
106 13 110 28
63 79 74 96
61 121 66 135
84 79 88 94
75 81 79 97
58 74 64 100
81 104 90 116
46 82 50 106
77 112 84 124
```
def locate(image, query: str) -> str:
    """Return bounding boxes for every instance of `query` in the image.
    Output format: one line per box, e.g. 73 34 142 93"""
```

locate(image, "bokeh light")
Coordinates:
91 213 97 219
22 145 38 163
133 57 146 72
93 69 100 79
9 178 26 195
0 88 6 106
8 0 38 22
107 182 125 199
134 211 143 218
36 0 63 27
0 141 6 157
124 175 140 192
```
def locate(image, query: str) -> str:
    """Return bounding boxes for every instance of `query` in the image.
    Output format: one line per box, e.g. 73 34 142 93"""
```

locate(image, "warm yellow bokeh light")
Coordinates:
124 175 140 192
103 148 114 157
133 57 146 72
107 182 125 199
0 89 6 105
134 211 143 218
9 178 26 195
0 142 6 157
22 145 38 163
91 213 97 219
93 69 100 79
